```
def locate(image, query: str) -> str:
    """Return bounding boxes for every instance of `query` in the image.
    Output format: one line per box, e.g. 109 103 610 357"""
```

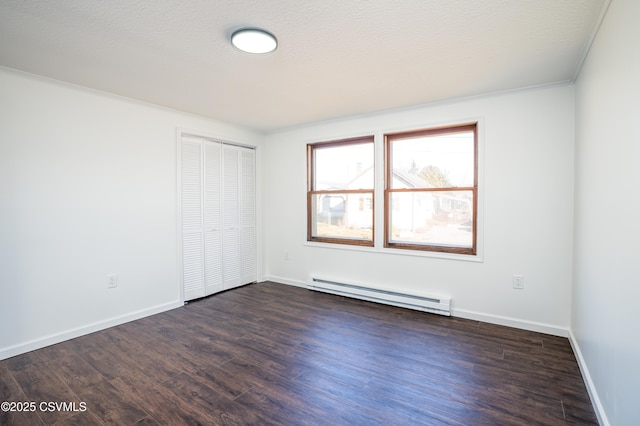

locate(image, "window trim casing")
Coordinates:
384 123 478 255
307 136 375 247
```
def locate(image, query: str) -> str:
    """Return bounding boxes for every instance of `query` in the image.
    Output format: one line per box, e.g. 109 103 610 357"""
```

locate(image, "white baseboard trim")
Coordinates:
0 300 183 361
569 330 609 426
452 309 569 337
264 276 569 337
263 275 307 288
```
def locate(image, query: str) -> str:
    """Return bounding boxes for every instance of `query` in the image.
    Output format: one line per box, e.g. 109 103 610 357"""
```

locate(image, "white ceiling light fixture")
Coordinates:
231 28 278 54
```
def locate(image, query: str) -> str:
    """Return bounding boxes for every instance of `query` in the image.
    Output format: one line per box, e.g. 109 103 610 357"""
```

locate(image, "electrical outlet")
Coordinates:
513 275 524 290
284 250 290 261
107 274 118 288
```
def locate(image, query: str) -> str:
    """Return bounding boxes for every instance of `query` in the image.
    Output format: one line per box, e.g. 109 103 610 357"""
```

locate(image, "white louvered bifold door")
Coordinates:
180 135 256 301
203 141 224 296
240 147 257 285
180 137 205 300
222 145 241 289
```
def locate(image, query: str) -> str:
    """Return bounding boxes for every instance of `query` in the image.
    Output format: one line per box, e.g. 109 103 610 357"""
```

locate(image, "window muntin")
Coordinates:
385 124 477 254
308 137 374 246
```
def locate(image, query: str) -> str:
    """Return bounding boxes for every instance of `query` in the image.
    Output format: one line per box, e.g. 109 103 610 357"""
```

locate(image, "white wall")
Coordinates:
263 85 575 334
0 68 262 359
573 1 640 425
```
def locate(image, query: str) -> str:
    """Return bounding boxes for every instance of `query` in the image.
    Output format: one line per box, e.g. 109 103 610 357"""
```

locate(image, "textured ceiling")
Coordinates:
0 0 609 132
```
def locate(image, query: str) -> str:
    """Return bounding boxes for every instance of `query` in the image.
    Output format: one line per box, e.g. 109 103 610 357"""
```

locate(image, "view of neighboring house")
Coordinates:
314 165 472 246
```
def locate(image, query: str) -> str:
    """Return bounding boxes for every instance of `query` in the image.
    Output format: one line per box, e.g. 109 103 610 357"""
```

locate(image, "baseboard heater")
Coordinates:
307 277 451 316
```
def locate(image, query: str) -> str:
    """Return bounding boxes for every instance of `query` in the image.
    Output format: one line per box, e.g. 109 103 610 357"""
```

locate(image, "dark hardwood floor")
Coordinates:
1 281 597 425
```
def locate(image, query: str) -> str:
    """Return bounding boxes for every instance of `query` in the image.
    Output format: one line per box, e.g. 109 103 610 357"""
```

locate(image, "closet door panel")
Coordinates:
222 146 241 289
181 137 205 300
203 141 223 295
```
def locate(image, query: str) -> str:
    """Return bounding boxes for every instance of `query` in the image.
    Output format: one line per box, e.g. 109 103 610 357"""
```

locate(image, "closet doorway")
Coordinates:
178 133 256 301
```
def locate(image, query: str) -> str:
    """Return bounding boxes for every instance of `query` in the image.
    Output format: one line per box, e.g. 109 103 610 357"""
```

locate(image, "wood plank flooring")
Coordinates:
1 281 598 425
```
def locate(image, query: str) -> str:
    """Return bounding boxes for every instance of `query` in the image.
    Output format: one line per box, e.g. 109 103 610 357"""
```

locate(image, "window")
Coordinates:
307 124 479 256
307 136 374 246
385 123 477 255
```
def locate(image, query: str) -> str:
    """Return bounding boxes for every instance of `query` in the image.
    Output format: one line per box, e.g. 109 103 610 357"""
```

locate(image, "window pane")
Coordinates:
315 143 374 190
389 190 473 248
311 192 373 241
390 131 474 189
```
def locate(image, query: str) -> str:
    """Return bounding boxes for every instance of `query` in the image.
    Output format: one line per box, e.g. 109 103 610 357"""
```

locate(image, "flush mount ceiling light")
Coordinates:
231 28 278 54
